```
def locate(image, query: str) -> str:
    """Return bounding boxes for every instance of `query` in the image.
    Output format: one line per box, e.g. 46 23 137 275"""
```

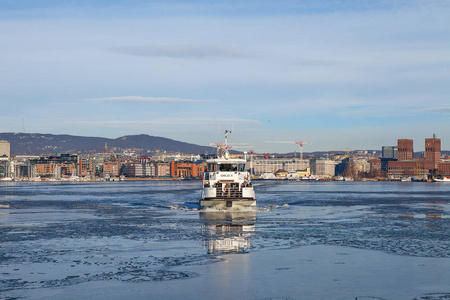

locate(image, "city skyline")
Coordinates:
1 0 449 153
2 132 450 157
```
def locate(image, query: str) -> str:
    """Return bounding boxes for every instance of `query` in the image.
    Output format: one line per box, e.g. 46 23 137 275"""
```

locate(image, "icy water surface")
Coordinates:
0 180 449 299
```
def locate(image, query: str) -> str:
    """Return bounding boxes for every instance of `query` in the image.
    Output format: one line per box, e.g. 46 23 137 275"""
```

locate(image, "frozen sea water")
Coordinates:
0 180 449 299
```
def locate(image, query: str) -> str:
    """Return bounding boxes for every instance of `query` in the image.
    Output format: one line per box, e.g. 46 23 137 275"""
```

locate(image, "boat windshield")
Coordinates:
217 163 246 172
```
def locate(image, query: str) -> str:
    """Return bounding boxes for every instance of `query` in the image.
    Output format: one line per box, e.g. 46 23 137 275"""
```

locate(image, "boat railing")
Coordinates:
216 187 243 198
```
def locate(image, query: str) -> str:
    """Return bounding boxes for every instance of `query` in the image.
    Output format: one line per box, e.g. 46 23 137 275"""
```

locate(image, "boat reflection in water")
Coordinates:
200 211 256 254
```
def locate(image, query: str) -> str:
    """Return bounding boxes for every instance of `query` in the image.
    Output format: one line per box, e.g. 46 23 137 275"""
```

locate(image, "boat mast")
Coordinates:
224 130 231 159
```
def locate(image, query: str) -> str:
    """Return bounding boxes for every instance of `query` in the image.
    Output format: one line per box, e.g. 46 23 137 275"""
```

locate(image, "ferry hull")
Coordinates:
200 198 256 208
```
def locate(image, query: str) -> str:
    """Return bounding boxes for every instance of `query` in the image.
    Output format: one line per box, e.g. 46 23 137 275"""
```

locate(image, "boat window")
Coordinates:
208 164 215 172
218 164 238 171
238 164 246 171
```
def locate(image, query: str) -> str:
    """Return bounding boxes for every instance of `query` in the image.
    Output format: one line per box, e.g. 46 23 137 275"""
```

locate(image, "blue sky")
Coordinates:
1 0 449 152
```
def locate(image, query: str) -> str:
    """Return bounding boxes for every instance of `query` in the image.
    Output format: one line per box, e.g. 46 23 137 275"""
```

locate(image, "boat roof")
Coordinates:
206 157 247 164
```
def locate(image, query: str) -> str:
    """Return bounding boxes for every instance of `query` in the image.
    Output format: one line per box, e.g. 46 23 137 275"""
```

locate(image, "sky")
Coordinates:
0 0 449 153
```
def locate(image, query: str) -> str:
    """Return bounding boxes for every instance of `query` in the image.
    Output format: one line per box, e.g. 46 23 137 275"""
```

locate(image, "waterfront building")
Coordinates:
354 159 370 174
89 154 107 177
397 139 413 161
152 152 199 162
335 158 355 177
133 164 143 177
370 159 381 172
425 134 441 168
0 156 10 178
170 161 206 178
143 163 156 177
335 158 369 178
121 162 157 177
388 160 432 178
35 162 77 178
30 154 78 178
77 156 93 178
312 159 335 177
0 140 10 157
292 167 311 178
156 163 171 178
388 135 440 178
381 158 397 172
373 145 399 176
438 163 450 175
103 161 119 177
369 158 388 177
122 163 143 177
382 146 398 159
252 158 309 176
12 155 39 178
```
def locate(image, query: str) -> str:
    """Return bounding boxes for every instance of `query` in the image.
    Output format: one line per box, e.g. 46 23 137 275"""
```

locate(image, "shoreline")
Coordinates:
0 177 437 183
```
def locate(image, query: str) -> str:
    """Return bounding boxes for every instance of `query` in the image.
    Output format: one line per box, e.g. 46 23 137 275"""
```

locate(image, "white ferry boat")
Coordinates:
200 131 256 208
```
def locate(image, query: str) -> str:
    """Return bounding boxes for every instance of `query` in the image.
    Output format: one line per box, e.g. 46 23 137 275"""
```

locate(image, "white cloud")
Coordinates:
111 44 250 59
68 118 262 127
82 96 217 103
419 107 450 114
264 141 296 144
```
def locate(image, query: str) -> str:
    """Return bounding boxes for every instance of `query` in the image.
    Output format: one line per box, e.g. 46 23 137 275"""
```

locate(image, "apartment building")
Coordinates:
252 158 309 175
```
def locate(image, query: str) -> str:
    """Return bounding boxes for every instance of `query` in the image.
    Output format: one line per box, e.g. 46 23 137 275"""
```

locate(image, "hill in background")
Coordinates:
2 132 448 157
0 133 216 156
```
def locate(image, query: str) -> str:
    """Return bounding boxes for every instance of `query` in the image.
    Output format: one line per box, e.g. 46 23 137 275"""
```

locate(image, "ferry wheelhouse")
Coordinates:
200 132 256 208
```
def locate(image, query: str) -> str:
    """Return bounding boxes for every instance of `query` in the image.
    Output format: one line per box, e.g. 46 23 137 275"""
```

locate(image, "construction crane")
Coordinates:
295 141 312 160
264 140 312 159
